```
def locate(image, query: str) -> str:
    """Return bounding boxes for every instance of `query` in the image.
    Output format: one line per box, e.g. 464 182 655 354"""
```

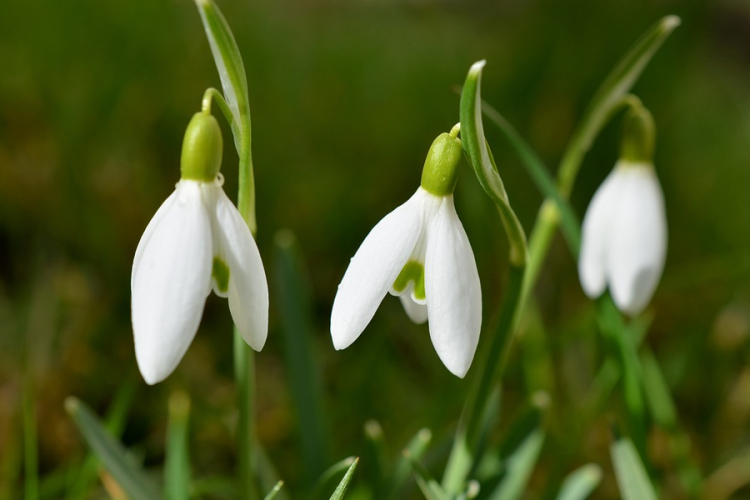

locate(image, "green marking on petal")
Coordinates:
393 260 426 301
212 257 230 294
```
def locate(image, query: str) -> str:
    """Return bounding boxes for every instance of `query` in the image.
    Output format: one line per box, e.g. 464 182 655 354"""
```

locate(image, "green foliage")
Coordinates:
65 398 162 500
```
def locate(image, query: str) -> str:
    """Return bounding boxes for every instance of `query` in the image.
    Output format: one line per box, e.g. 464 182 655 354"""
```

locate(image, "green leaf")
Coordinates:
459 60 528 267
66 379 137 500
555 464 602 500
255 443 291 500
329 458 359 500
65 397 161 500
641 348 677 430
274 230 329 482
193 0 249 149
384 428 432 500
557 16 681 198
611 435 657 500
311 457 357 500
165 391 191 500
406 453 449 500
263 481 285 500
481 100 581 256
488 394 548 500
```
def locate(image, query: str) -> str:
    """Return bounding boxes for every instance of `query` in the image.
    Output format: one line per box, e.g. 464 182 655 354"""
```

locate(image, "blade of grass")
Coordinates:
263 481 285 500
383 428 432 500
329 458 359 500
65 397 161 500
611 432 658 500
554 464 602 500
481 101 581 255
407 453 449 500
274 230 329 483
66 378 138 500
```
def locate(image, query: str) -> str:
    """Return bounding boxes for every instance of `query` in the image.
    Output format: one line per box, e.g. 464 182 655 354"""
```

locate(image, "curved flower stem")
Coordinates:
202 88 234 124
194 2 259 497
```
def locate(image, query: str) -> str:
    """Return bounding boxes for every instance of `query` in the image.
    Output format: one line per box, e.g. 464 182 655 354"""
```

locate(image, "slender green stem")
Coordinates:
166 391 191 500
235 329 257 500
202 88 235 128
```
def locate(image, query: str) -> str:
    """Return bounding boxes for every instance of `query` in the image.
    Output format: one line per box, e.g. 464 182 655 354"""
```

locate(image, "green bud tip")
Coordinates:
181 111 223 182
420 130 464 196
620 101 655 163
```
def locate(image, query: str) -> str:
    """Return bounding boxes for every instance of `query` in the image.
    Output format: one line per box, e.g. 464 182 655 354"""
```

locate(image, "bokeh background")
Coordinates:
2 0 750 498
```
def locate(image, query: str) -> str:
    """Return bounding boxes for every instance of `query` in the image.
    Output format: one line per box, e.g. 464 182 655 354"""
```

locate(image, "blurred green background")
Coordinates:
2 0 750 498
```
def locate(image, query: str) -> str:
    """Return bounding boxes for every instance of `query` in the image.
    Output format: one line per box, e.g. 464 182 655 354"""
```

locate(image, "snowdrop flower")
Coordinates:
578 103 667 316
132 111 268 385
331 128 481 378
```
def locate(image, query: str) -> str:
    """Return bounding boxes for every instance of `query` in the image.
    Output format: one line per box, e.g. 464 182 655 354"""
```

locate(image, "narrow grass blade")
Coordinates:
310 457 357 500
255 442 291 500
363 420 388 493
555 464 602 500
65 397 161 500
384 428 432 500
165 391 191 500
329 458 359 500
406 453 449 500
640 348 677 430
481 101 581 255
263 481 285 500
67 379 138 500
557 16 681 197
611 434 657 500
274 230 328 482
488 394 548 500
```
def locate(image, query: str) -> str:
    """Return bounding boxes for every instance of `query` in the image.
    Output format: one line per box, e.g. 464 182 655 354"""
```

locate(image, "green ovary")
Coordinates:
212 257 230 294
392 260 426 301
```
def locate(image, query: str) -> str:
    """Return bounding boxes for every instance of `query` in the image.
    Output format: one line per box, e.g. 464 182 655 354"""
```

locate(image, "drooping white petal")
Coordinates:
607 164 667 315
212 187 269 351
578 168 623 299
331 190 425 350
399 292 428 324
132 189 178 290
131 181 213 385
424 197 482 378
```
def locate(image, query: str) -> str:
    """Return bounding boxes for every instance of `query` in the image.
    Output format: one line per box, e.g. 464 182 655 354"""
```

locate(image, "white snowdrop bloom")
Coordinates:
578 160 667 316
131 112 268 385
331 130 481 378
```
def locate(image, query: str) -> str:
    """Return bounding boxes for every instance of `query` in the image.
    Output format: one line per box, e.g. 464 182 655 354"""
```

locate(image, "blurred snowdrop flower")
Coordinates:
132 112 268 385
331 128 481 378
578 103 667 316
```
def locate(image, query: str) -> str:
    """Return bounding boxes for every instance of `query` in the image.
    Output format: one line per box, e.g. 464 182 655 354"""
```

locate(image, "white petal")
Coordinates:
607 164 667 315
213 188 269 351
331 190 425 350
399 293 428 324
424 197 482 378
131 189 178 290
578 168 622 299
131 181 213 385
